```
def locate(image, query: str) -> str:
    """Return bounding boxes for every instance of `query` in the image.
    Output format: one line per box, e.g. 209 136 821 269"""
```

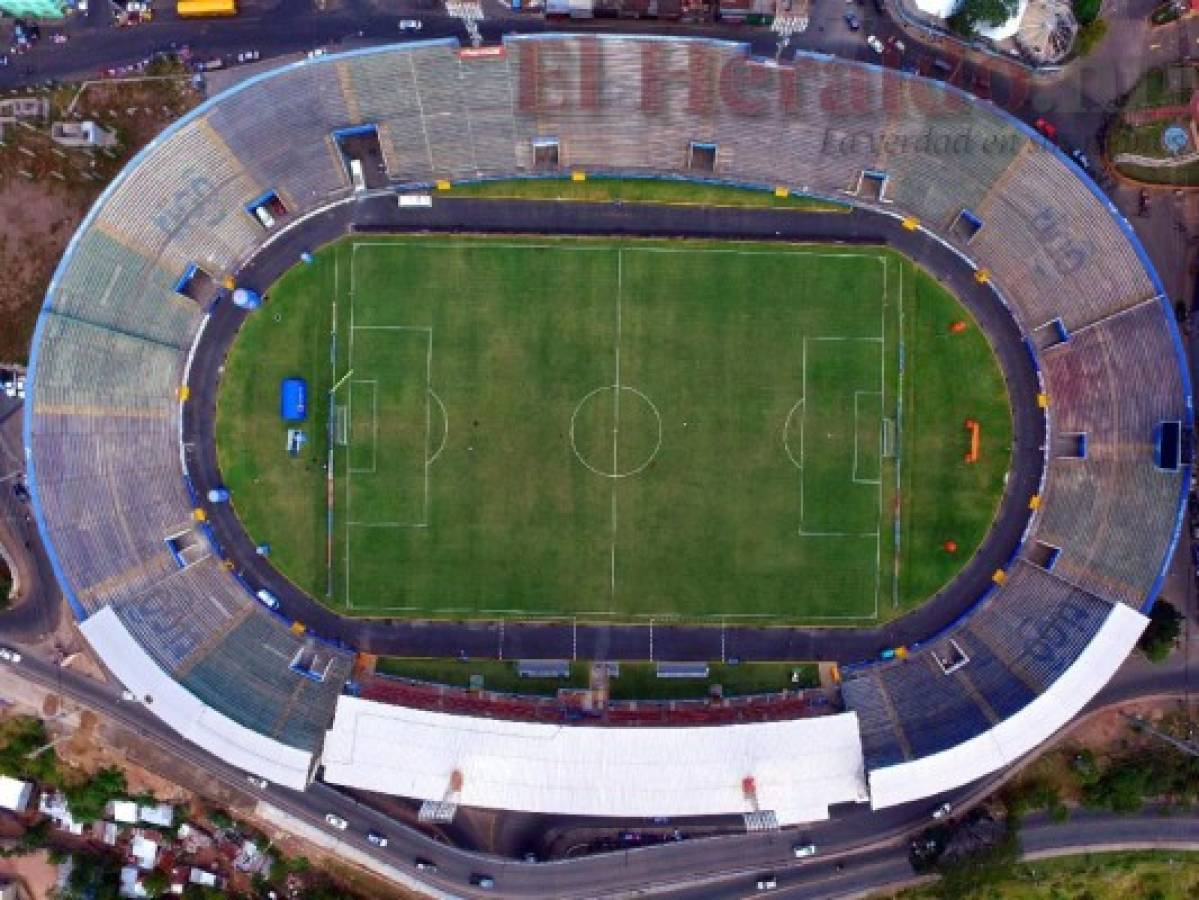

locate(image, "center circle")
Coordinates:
570 385 663 479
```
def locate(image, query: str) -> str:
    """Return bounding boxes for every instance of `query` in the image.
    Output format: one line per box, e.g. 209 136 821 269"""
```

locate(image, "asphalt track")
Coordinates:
184 194 1046 663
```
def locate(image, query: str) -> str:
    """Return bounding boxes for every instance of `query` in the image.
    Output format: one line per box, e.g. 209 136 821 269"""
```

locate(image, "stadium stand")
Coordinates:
25 34 1185 810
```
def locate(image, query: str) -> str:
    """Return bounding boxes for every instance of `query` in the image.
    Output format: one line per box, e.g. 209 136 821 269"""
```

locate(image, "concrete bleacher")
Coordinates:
49 229 198 350
206 64 351 212
180 610 351 751
971 144 1158 331
27 34 1185 797
1035 300 1186 607
95 117 264 277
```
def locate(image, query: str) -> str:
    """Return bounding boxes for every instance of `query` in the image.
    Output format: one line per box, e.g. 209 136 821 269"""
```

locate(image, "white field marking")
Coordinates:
426 389 449 466
346 240 895 620
782 398 804 471
347 521 429 528
873 256 888 620
569 385 663 478
100 264 122 308
351 325 434 332
345 249 355 610
799 337 808 526
808 335 884 343
346 380 378 474
424 327 433 525
892 259 906 611
852 390 883 485
610 249 623 605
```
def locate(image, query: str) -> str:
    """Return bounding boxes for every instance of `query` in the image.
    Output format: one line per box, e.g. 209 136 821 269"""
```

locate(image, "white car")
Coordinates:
255 589 280 611
756 875 778 891
307 47 327 59
0 647 22 664
793 843 817 858
325 813 348 830
120 690 138 701
14 376 24 399
237 50 260 63
399 18 422 30
246 774 269 790
366 830 388 847
866 34 884 54
931 801 953 820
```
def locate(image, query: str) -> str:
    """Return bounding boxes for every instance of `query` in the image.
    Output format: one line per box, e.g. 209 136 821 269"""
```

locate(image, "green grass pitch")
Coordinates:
216 235 1012 624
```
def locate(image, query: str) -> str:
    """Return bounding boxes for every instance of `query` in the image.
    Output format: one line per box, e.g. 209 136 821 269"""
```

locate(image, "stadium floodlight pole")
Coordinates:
329 369 354 395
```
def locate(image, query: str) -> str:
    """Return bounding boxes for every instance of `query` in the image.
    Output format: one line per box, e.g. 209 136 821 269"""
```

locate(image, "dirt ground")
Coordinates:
0 849 60 899
0 70 199 364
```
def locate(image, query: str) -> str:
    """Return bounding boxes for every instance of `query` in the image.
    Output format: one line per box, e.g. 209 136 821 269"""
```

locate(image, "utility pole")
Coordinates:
1121 712 1199 759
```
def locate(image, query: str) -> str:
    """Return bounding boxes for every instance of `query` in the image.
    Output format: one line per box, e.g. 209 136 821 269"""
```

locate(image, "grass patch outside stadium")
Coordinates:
216 235 1012 624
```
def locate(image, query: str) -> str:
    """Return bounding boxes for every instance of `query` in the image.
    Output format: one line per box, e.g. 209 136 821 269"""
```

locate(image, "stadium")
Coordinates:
23 35 1191 826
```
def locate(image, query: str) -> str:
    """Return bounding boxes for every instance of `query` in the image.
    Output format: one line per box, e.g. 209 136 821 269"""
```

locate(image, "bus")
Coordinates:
177 0 237 17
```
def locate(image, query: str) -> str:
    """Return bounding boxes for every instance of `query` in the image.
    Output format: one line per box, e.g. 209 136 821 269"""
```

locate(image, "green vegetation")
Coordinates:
59 849 123 900
0 717 125 823
1074 18 1109 56
446 177 848 211
947 0 1019 34
1138 599 1183 662
1107 65 1199 184
375 657 817 698
375 658 590 695
218 236 1010 623
905 850 1199 899
607 662 818 700
1073 0 1101 23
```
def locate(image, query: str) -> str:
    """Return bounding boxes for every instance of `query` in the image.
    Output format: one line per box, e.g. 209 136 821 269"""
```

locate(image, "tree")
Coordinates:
60 850 122 900
947 0 1020 35
142 869 171 898
64 767 127 824
1139 600 1183 663
1074 18 1109 56
1073 0 1101 23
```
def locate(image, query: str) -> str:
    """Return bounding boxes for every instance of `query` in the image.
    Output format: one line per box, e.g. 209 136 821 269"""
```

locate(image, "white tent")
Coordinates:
323 698 868 825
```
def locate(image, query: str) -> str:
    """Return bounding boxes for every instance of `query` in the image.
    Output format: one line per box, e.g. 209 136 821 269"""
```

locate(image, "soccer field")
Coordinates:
216 235 1012 623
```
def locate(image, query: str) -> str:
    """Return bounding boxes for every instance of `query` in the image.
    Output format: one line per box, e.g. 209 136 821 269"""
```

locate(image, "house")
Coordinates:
189 868 222 888
109 800 139 824
39 792 82 835
49 121 117 149
129 833 158 870
118 866 146 899
0 776 33 813
138 803 174 828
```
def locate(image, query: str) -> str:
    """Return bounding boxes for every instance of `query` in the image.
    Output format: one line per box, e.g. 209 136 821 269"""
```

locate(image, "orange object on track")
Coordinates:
964 419 980 463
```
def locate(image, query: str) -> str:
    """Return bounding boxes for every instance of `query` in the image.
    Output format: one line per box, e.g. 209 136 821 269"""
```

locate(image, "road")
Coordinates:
5 645 1199 899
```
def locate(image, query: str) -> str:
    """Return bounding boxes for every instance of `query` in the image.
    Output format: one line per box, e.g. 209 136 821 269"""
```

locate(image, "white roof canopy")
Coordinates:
80 607 313 791
323 698 868 825
867 602 1148 808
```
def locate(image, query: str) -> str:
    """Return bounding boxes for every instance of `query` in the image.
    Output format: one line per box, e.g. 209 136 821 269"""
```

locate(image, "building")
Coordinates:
0 0 67 16
0 776 33 814
50 121 117 149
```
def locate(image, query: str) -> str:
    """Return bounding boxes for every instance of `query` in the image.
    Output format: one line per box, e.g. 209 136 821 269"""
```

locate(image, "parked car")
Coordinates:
793 842 817 858
844 12 861 29
367 830 388 847
255 589 280 611
11 483 29 503
236 50 260 63
246 774 269 789
866 34 884 54
931 801 953 820
1034 117 1058 141
399 18 422 30
1139 188 1151 218
0 647 21 664
414 858 438 872
756 874 778 890
470 874 496 889
120 690 138 701
1068 147 1091 171
325 813 348 830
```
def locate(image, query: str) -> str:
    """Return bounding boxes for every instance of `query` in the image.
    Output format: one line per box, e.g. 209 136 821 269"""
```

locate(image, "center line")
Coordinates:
610 250 623 602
